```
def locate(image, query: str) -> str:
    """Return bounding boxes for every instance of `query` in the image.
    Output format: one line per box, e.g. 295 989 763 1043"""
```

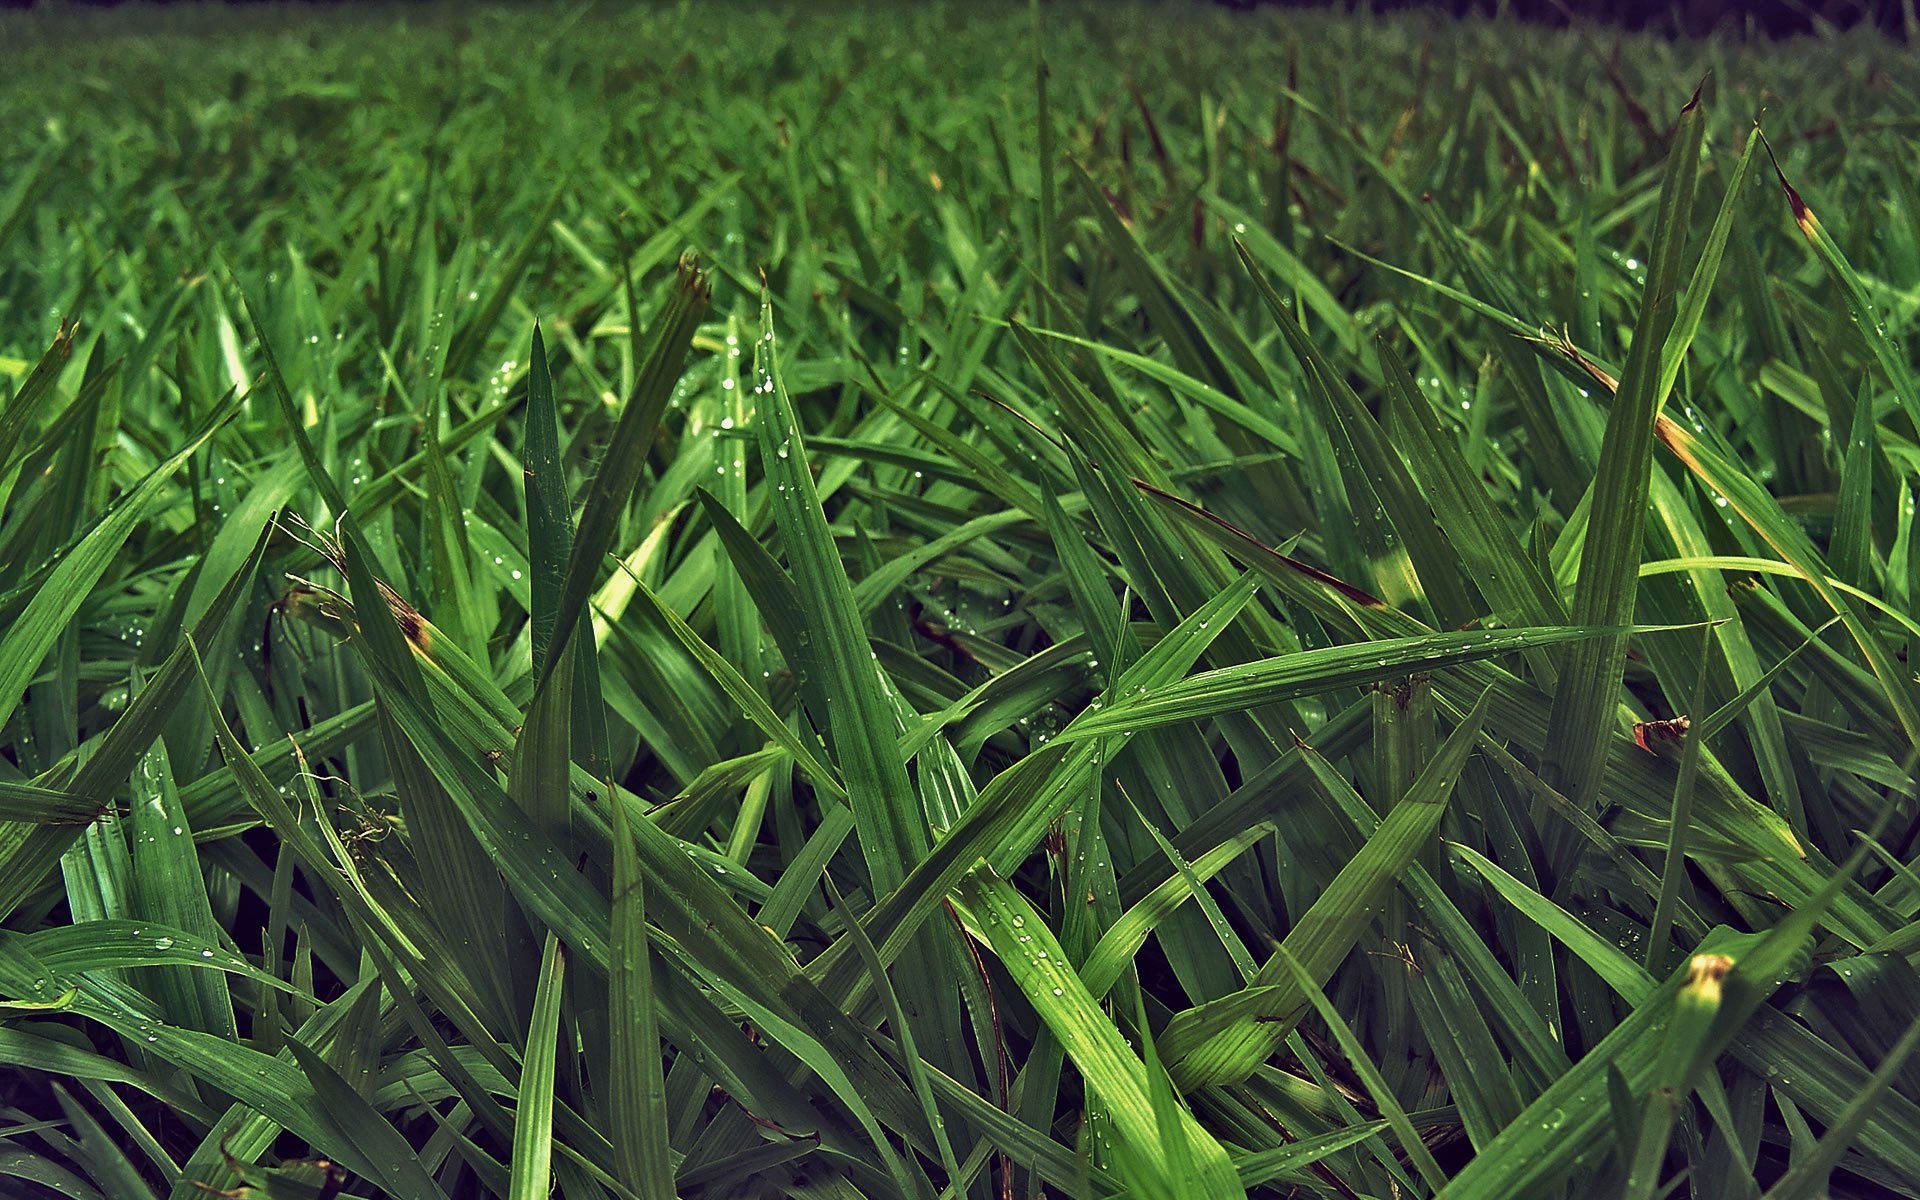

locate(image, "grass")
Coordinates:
2 0 1919 1196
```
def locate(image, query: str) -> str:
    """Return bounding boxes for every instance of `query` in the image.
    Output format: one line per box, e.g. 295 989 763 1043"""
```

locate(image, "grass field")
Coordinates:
3 1 1920 1196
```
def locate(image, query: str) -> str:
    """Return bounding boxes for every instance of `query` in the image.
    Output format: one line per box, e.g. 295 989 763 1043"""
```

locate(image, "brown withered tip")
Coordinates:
1681 84 1704 114
1755 127 1817 237
1633 715 1690 755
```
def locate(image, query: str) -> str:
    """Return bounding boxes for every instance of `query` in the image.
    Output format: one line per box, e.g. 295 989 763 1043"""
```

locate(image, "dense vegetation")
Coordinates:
3 2 1919 1197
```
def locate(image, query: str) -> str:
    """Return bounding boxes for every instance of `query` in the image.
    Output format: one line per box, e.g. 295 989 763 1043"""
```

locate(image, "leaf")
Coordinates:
507 935 564 1200
1160 687 1491 1090
1544 86 1705 828
950 867 1246 1199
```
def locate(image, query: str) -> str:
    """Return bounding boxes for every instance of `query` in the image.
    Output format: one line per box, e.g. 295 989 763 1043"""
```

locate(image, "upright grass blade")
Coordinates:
605 774 674 1199
544 254 708 687
507 935 564 1200
1544 86 1705 844
126 738 235 1043
747 355 932 861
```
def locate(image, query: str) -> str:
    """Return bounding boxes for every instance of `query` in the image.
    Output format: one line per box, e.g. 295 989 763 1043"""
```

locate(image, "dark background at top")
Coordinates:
1 0 1913 39
1218 0 1912 38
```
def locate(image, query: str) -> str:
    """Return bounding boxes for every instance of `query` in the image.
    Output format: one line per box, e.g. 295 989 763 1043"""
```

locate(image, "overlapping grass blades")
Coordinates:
2 3 1917 1198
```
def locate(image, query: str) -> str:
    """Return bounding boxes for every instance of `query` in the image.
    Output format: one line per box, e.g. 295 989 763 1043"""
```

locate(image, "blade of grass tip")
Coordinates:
605 777 674 1199
508 935 564 1200
1656 124 1760 405
419 381 484 659
524 322 569 671
512 320 584 838
49 1082 150 1200
1376 334 1567 631
1619 1086 1683 1200
126 735 236 1042
77 1076 182 1191
751 282 928 895
1406 935 1526 1151
1544 86 1706 869
282 1003 454 1200
0 323 75 482
1830 384 1877 595
1237 239 1472 621
1762 128 1920 438
1138 987 1197 1200
1053 623 1642 743
752 274 975 1097
543 253 708 690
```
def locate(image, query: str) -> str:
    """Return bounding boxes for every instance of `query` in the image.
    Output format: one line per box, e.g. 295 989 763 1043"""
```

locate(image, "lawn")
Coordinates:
2 1 1919 1197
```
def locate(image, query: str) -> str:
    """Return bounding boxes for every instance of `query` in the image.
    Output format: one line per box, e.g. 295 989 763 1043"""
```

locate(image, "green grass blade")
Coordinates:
1160 687 1491 1091
507 935 564 1200
1544 87 1705 831
950 867 1246 1200
605 774 674 1198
